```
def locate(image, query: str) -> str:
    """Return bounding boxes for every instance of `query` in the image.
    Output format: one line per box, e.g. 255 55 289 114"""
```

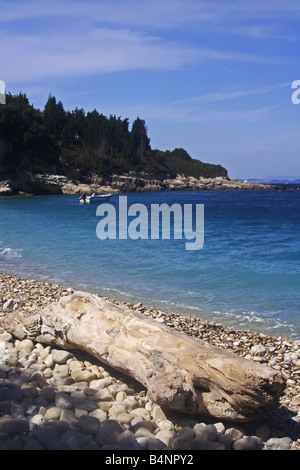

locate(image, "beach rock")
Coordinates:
95 420 124 447
225 427 244 441
78 415 100 436
2 299 13 310
135 436 151 449
0 438 23 450
0 418 30 435
148 438 166 450
156 430 176 446
193 438 226 450
89 377 113 389
254 424 272 442
115 430 136 449
89 409 108 421
217 434 234 449
15 339 34 351
171 435 194 450
94 389 114 401
51 349 73 364
233 436 263 450
70 369 97 383
30 414 46 427
214 422 226 435
60 409 78 426
151 404 167 421
58 430 100 450
55 392 73 410
177 427 195 441
44 407 62 421
35 426 60 449
4 350 18 366
10 404 25 420
41 386 56 403
109 403 128 418
265 437 292 450
23 437 46 450
132 407 151 421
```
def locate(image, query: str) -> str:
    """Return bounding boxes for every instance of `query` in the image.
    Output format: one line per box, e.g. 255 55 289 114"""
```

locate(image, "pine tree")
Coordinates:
43 95 66 141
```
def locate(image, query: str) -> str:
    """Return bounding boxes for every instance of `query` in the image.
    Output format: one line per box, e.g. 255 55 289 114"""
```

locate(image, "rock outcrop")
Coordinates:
0 172 284 196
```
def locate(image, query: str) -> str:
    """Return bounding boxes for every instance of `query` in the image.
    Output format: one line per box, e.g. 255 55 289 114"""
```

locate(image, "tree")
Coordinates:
125 117 151 165
71 107 86 146
171 148 192 161
0 92 228 180
43 95 66 141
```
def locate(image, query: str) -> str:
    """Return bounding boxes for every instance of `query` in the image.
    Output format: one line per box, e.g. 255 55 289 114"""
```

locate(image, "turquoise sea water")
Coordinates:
0 190 299 339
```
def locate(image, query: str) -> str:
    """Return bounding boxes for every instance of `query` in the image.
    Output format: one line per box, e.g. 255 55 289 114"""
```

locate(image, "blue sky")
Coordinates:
1 0 300 179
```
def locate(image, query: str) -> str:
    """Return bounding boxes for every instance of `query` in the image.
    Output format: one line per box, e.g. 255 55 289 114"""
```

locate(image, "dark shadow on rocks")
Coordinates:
0 349 299 451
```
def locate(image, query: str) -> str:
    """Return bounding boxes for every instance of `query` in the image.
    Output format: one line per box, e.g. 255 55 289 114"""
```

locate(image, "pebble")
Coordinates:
0 418 30 435
0 272 299 450
78 414 100 436
51 349 73 364
233 436 263 450
2 299 13 310
265 437 293 450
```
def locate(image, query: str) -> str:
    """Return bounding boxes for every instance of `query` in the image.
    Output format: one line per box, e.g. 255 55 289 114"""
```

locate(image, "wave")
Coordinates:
0 247 23 258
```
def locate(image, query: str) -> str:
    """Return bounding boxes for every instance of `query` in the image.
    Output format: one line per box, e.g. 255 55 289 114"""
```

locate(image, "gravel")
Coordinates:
0 272 299 450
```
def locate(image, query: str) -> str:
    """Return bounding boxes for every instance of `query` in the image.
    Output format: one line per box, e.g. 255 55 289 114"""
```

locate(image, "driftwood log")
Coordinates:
0 291 285 422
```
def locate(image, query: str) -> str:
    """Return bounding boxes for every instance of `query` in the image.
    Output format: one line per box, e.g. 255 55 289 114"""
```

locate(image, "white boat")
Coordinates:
79 192 112 204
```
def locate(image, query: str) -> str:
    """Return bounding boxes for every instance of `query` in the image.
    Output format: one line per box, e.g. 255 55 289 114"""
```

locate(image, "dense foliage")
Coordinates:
0 93 227 180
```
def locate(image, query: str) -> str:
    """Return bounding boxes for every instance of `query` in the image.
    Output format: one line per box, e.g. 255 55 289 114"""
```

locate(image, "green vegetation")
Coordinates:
0 92 227 180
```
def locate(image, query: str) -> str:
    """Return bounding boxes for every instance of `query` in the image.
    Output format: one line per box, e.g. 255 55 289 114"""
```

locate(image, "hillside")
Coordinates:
0 93 227 194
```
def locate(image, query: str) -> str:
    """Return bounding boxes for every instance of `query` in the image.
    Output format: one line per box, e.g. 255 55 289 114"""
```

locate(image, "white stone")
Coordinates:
51 349 73 364
89 377 113 389
132 407 151 421
30 414 46 426
44 354 54 368
0 332 13 342
94 389 114 402
251 344 266 356
15 339 34 351
3 299 13 310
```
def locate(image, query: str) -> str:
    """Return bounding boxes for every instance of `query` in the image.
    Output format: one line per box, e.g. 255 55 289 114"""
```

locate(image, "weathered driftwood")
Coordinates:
0 291 285 422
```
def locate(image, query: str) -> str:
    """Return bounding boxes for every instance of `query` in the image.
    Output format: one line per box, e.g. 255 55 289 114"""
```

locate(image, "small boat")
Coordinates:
79 192 112 204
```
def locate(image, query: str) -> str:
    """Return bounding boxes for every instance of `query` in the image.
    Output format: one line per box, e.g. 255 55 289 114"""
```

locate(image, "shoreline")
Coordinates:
1 173 294 197
0 272 299 450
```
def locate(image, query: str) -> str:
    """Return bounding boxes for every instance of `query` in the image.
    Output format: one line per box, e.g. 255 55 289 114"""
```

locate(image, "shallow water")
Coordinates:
0 189 299 339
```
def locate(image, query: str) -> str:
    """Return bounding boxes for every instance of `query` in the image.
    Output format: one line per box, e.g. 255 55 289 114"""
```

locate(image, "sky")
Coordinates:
0 0 300 179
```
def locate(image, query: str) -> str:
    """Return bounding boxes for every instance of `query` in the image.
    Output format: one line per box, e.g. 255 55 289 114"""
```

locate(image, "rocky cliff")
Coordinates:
0 172 284 196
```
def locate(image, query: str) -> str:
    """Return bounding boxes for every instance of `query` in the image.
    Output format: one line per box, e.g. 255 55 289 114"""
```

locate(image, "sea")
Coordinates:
0 189 299 340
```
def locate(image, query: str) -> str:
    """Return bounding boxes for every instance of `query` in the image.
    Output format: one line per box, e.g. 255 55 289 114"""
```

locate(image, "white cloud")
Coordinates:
174 83 291 106
1 0 300 27
0 29 185 82
224 25 297 41
104 81 289 124
106 98 277 125
0 0 216 28
1 24 276 85
0 0 294 87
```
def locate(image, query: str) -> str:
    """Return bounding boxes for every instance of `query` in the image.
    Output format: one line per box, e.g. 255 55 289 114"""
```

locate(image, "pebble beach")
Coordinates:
0 272 299 451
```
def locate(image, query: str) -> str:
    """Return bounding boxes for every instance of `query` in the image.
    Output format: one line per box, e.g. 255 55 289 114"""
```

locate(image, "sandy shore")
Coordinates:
0 272 299 450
